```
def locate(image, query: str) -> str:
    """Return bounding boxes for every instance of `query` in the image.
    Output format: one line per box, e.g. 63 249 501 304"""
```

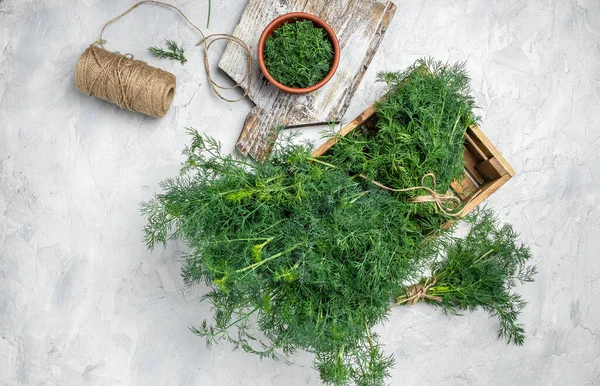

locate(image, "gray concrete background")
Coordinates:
1 0 599 384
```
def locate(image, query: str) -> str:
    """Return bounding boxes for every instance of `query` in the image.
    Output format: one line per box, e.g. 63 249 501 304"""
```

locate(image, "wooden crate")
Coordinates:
311 104 515 217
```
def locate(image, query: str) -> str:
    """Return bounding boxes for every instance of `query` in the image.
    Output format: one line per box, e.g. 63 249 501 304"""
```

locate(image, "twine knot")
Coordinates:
396 277 442 305
406 173 461 216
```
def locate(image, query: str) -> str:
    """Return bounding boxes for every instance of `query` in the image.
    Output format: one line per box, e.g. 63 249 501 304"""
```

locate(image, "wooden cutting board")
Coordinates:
218 0 397 160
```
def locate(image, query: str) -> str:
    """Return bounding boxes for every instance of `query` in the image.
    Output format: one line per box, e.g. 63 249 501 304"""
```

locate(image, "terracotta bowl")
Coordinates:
257 12 340 94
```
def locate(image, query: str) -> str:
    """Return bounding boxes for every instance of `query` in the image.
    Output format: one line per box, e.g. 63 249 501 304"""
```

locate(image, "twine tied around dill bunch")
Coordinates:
307 158 465 216
75 1 252 118
395 277 442 305
359 173 462 217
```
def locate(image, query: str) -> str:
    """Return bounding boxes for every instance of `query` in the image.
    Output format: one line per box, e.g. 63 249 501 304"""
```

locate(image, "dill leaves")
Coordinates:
148 39 187 65
264 20 334 88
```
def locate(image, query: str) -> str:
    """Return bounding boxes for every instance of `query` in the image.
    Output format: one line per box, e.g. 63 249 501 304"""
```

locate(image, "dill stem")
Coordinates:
229 237 273 242
427 285 451 295
338 345 345 362
223 306 259 331
449 104 463 145
350 191 369 203
473 248 495 266
364 321 373 350
438 89 447 126
307 157 338 169
236 243 301 273
203 145 255 169
206 0 211 28
395 294 408 303
231 158 255 169
256 219 285 235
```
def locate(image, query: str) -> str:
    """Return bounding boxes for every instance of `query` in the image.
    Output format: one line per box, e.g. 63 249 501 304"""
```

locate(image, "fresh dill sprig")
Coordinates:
148 39 187 65
264 20 333 88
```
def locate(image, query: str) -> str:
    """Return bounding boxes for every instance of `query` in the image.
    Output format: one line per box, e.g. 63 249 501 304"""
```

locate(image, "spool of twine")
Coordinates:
75 45 176 118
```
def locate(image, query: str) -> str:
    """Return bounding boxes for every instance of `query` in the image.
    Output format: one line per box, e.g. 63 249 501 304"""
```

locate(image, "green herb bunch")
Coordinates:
148 39 187 65
142 128 450 385
264 20 333 88
141 60 532 385
397 208 537 345
320 59 477 231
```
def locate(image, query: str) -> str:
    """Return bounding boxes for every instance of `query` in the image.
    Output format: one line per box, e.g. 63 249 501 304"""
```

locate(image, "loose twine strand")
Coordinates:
396 277 442 305
95 0 252 103
359 172 463 217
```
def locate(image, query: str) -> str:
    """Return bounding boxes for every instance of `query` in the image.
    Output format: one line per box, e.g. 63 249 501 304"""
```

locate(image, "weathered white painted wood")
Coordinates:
218 0 397 160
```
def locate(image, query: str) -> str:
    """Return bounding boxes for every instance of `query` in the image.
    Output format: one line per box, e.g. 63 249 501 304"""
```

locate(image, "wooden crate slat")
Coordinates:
467 125 516 176
463 149 485 184
475 157 508 181
451 173 479 200
459 174 512 216
465 132 488 161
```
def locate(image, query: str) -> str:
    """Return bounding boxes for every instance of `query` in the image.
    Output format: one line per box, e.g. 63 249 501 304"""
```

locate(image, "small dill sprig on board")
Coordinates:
148 39 187 65
397 208 537 345
264 20 333 88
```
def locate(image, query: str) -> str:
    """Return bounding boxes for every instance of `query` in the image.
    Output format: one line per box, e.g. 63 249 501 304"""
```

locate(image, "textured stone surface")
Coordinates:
1 0 599 385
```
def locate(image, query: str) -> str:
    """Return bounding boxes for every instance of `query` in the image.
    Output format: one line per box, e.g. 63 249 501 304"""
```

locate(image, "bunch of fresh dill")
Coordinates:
264 20 333 88
148 39 187 65
397 208 537 345
142 128 443 385
320 59 477 232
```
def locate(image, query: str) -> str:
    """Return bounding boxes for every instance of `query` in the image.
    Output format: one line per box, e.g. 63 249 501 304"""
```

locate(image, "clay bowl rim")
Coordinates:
257 12 340 95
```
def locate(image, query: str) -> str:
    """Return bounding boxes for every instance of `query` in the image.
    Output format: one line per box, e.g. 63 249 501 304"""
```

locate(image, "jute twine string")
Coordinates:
76 1 252 118
358 172 462 217
396 277 442 305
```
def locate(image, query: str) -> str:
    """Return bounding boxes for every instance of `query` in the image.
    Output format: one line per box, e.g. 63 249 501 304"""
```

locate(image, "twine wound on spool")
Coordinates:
76 46 176 118
76 0 252 118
